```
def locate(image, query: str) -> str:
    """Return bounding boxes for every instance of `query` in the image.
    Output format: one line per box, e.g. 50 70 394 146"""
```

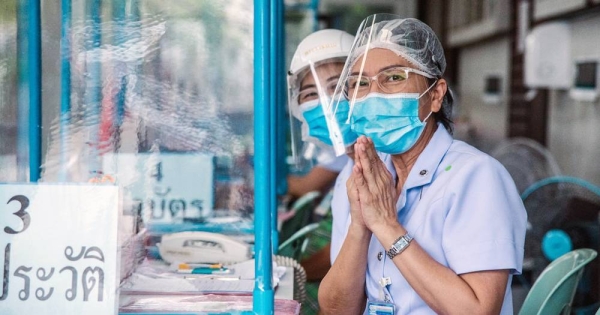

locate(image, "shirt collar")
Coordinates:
383 123 453 190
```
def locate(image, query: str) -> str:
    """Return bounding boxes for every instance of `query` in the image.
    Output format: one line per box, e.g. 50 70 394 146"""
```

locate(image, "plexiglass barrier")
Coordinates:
0 0 304 314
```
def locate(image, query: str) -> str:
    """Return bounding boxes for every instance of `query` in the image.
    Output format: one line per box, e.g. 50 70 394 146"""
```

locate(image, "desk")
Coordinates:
118 267 299 314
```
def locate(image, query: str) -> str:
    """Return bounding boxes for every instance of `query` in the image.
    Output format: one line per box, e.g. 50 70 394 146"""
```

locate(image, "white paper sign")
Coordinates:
0 184 120 315
103 153 214 223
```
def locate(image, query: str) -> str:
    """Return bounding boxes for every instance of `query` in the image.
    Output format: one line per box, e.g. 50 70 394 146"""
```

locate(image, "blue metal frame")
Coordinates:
27 0 42 182
112 0 127 129
270 0 285 254
59 0 72 181
253 0 275 313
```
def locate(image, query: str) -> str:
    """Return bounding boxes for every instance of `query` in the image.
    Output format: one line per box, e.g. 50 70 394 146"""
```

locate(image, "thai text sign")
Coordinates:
0 184 120 315
103 153 214 223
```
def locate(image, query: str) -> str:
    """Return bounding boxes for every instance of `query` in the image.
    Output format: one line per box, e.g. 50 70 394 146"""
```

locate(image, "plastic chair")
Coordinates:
279 191 320 244
518 248 598 315
278 222 320 261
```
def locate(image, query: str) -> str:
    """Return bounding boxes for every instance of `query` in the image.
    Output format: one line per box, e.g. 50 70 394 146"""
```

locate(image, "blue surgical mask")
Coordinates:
302 99 358 146
350 92 433 154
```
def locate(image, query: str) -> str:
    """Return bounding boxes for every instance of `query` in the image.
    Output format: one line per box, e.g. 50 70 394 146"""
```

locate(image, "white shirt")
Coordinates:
330 125 527 315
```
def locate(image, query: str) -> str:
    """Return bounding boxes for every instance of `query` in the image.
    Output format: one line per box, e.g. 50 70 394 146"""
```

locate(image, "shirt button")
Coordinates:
419 169 427 176
377 251 383 261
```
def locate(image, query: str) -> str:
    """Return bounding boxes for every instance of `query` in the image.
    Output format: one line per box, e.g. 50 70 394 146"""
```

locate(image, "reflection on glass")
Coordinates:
38 1 255 234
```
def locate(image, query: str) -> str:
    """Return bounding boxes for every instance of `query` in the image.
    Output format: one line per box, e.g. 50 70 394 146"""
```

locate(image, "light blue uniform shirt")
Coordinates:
330 124 527 315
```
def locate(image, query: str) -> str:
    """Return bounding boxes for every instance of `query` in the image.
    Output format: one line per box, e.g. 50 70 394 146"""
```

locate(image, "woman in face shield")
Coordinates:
319 15 527 315
287 29 356 198
285 29 358 315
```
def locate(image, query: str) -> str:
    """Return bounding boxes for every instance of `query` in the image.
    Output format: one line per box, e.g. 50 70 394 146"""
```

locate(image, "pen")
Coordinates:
183 275 241 280
177 267 231 275
178 263 223 270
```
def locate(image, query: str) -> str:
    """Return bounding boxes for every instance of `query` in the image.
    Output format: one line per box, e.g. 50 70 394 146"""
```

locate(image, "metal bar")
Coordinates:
270 0 284 254
276 1 287 200
27 0 41 182
253 0 274 313
112 0 127 153
59 0 72 181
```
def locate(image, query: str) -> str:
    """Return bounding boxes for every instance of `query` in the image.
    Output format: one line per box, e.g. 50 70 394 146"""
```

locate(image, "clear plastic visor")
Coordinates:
287 59 347 169
329 13 439 156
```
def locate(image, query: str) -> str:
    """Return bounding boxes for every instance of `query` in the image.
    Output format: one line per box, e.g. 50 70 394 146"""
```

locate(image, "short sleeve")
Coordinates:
329 161 353 263
442 155 527 275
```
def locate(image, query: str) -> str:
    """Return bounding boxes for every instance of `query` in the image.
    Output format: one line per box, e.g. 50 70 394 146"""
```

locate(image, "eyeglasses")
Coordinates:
297 80 339 104
345 66 434 100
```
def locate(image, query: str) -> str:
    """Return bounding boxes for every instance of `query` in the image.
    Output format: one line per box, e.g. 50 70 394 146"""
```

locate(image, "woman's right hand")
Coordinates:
347 165 370 233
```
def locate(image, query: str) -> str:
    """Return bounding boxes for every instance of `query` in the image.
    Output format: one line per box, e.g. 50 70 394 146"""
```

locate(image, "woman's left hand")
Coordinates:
353 136 400 231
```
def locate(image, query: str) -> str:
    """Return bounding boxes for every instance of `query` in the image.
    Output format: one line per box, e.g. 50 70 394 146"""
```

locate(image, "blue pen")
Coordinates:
177 267 231 275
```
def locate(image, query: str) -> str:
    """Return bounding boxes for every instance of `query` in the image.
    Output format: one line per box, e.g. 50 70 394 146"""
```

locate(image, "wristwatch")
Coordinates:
386 233 413 259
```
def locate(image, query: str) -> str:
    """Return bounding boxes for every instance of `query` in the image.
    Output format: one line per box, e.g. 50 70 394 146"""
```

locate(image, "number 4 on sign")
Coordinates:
151 162 163 182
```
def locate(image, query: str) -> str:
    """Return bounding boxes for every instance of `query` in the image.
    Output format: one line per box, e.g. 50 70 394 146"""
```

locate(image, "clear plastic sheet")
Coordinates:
39 0 256 251
0 0 297 313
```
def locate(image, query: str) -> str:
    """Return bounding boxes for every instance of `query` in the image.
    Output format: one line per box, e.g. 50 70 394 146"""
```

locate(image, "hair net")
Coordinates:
349 18 446 79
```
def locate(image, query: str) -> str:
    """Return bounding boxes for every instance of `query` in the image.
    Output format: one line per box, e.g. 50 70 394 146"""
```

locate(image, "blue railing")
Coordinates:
253 0 275 313
27 0 42 182
59 0 71 181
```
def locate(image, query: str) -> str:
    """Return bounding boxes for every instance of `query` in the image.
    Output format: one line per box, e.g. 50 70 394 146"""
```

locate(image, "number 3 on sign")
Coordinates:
4 195 30 235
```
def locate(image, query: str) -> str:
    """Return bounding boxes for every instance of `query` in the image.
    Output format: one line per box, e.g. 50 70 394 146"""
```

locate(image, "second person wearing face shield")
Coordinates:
286 28 358 315
286 29 356 198
319 16 527 315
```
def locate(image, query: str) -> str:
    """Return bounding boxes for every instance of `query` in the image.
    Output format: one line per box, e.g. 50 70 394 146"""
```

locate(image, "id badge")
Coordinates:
367 301 395 315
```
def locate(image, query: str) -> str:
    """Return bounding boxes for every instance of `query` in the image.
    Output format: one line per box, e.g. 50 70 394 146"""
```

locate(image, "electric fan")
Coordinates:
520 176 600 308
490 137 562 194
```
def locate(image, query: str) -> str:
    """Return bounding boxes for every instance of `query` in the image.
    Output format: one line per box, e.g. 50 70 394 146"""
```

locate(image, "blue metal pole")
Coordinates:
253 0 274 313
270 0 284 253
85 0 102 175
59 0 72 181
276 1 287 197
112 0 126 128
27 0 42 182
310 0 319 31
111 0 127 155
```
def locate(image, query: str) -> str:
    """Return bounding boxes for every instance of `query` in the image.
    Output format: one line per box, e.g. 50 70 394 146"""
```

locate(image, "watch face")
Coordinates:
388 234 412 259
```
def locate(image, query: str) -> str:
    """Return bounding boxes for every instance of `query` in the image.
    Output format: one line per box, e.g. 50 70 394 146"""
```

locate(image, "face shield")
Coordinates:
329 14 447 156
287 29 356 168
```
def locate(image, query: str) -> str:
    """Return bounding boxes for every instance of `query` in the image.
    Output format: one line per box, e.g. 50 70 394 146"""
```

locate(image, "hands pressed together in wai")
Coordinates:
346 136 401 233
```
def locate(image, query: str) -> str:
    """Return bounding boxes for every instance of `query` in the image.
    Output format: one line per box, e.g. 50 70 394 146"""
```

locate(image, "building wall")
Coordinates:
548 13 600 185
456 37 511 153
320 0 417 17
